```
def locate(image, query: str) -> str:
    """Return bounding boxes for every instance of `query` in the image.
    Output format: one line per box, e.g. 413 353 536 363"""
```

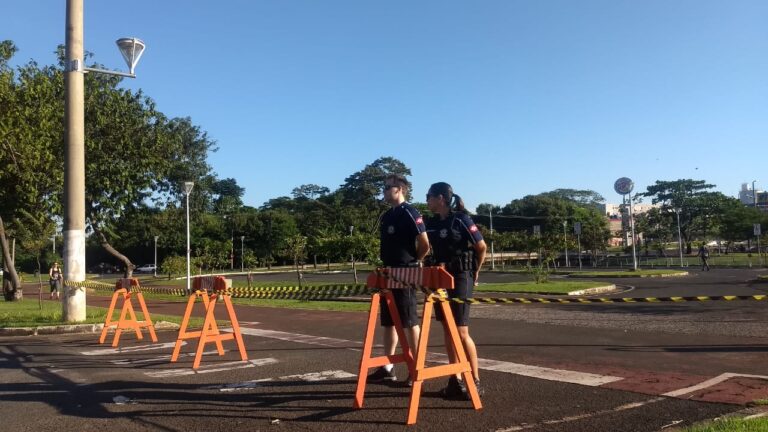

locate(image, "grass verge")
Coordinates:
476 280 610 294
680 416 768 431
0 299 203 328
572 269 688 278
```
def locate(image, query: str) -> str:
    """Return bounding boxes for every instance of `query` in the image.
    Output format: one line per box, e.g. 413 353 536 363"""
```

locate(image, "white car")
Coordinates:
134 264 156 273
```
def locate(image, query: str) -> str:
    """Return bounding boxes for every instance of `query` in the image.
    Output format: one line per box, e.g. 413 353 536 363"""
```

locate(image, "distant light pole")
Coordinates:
153 235 159 277
183 182 194 293
489 208 495 270
753 180 758 208
240 236 245 272
63 0 145 322
674 208 684 268
562 220 569 267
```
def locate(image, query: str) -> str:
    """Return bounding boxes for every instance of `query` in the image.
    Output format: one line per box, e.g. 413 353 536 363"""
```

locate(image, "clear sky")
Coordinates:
3 1 767 211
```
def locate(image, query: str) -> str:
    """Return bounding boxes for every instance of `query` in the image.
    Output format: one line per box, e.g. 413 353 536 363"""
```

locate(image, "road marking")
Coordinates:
110 349 224 366
424 352 622 386
144 357 278 378
80 341 184 356
236 327 623 386
495 397 665 431
238 327 361 349
204 369 357 392
0 346 11 355
663 372 768 397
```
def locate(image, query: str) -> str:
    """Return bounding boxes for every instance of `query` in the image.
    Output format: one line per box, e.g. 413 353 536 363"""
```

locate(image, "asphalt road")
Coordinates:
2 267 768 431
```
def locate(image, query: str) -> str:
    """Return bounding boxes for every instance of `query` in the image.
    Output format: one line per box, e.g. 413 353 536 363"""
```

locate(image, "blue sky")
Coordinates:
3 1 767 211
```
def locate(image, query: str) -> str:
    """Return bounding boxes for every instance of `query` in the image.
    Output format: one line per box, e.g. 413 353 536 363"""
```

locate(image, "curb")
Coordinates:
567 285 617 296
0 320 179 337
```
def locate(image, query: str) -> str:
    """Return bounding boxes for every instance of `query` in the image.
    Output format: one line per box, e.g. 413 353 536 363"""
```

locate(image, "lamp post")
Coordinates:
753 180 758 208
489 209 495 270
153 235 159 277
562 220 569 267
674 208 684 267
240 236 245 272
183 182 194 294
63 0 145 321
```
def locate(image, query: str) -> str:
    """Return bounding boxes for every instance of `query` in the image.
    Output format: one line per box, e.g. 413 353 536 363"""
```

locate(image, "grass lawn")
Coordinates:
572 269 688 278
476 280 610 294
0 299 203 328
680 416 768 431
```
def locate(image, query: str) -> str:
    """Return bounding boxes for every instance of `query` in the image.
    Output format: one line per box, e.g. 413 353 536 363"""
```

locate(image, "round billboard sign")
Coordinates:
614 177 634 195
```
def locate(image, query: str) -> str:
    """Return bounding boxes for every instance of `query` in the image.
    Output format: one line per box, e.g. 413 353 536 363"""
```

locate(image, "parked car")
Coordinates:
134 264 157 273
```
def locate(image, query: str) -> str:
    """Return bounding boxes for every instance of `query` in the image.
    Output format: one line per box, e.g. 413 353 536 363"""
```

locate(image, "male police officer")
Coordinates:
368 174 429 384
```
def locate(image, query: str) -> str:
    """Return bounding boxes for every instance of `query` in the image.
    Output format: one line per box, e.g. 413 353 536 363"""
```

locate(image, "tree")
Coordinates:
641 180 724 253
291 184 330 200
0 41 63 299
338 156 412 206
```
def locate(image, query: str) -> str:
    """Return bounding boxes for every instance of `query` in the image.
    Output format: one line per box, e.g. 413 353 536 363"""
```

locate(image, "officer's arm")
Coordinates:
473 240 487 283
415 232 430 263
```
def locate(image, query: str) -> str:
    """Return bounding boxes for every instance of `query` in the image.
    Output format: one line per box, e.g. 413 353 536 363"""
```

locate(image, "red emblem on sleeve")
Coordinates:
415 217 423 225
469 225 478 232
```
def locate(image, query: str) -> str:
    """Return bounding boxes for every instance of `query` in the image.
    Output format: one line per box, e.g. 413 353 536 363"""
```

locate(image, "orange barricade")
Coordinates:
354 266 482 425
99 278 158 347
170 276 247 369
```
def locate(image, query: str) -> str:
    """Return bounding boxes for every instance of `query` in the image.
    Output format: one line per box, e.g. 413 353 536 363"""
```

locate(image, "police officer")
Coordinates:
368 174 430 384
425 182 486 399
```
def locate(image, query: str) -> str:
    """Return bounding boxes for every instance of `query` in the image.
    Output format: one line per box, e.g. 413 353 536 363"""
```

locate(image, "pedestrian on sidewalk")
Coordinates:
697 244 710 271
48 262 62 299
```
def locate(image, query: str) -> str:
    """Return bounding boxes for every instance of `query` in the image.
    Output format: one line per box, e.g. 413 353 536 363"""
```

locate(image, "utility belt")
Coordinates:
441 251 476 274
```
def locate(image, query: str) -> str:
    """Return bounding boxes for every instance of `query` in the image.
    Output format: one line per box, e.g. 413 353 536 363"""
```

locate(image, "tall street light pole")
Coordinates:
240 236 245 272
753 180 758 208
562 220 569 267
675 208 684 268
63 0 144 321
153 235 159 277
183 182 194 293
489 209 495 270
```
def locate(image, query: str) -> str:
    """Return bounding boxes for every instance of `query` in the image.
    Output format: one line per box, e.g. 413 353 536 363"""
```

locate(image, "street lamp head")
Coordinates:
182 181 194 195
116 37 145 74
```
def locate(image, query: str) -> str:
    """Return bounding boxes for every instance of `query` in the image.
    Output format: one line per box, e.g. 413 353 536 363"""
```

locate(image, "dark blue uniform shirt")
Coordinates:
380 202 426 267
426 212 483 267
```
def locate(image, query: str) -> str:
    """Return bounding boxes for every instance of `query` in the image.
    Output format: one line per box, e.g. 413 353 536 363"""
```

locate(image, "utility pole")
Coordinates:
489 208 495 270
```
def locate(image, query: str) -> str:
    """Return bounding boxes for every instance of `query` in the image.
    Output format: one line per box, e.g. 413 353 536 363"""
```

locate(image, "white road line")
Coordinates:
663 372 768 397
495 397 665 431
238 327 360 349
204 369 357 392
144 358 278 378
237 326 622 386
80 341 184 356
110 349 224 366
0 346 11 355
425 352 622 387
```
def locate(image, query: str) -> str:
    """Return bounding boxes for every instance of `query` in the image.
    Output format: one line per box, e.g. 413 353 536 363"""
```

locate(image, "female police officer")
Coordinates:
425 182 487 399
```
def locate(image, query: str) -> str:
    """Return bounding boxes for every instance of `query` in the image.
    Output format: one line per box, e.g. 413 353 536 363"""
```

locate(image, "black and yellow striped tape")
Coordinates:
63 279 768 305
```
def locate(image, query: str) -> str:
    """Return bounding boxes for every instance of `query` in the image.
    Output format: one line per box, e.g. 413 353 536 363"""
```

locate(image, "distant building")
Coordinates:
599 202 660 247
738 183 768 211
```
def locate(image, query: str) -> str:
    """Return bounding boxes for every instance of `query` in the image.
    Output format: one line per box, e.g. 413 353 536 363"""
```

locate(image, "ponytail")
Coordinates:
452 194 466 213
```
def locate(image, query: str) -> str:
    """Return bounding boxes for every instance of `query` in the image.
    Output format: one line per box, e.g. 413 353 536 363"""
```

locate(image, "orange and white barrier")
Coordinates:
170 276 247 369
354 266 482 424
99 278 158 347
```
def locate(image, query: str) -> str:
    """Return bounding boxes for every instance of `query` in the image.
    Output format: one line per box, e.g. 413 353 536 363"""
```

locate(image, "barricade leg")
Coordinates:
439 301 482 410
222 295 247 361
171 292 203 362
354 292 381 409
112 294 138 347
99 289 122 344
406 297 434 424
136 292 158 342
193 295 219 369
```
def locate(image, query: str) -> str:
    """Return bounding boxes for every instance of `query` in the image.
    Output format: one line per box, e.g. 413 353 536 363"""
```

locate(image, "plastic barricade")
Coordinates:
99 278 158 347
170 276 247 369
353 266 482 424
